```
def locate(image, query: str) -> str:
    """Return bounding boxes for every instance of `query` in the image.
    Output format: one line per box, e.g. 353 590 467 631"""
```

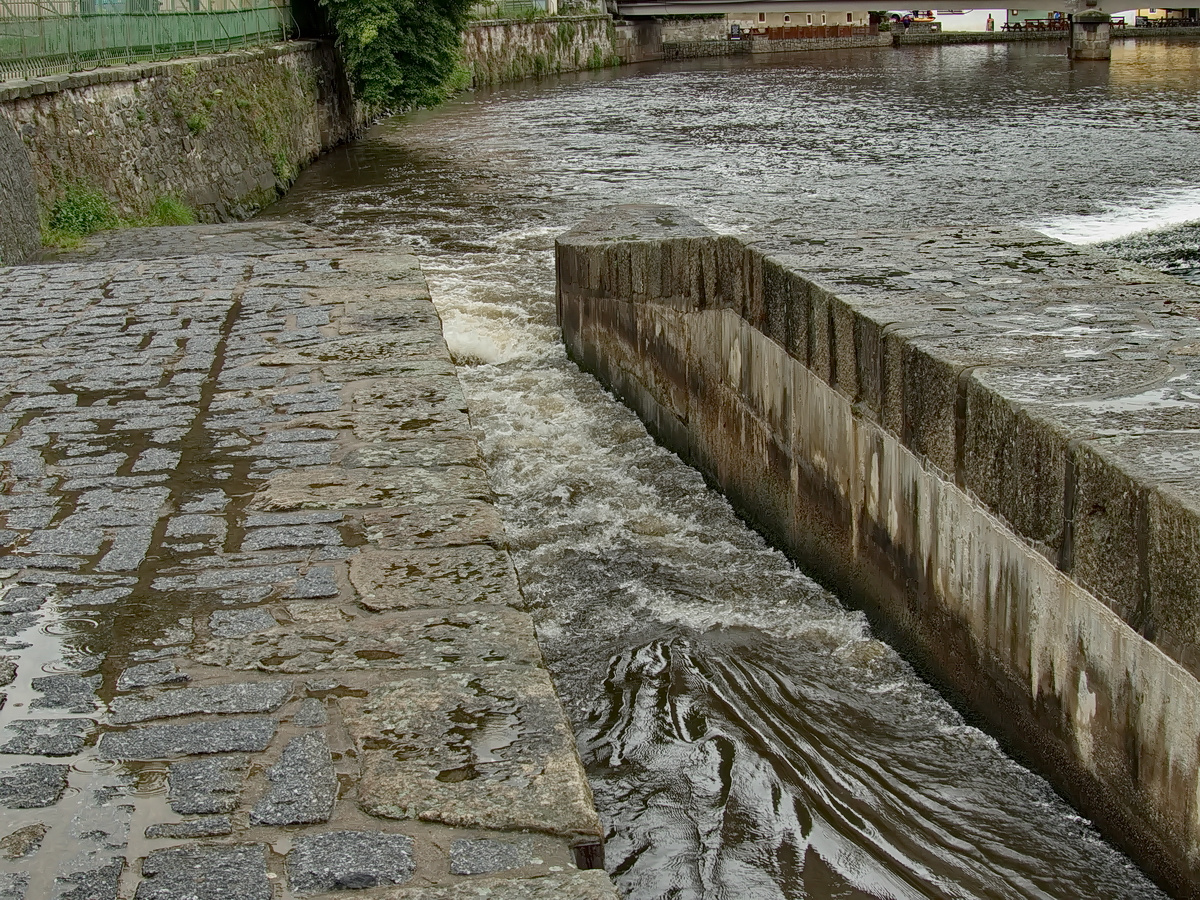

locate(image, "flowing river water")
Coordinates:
264 38 1200 900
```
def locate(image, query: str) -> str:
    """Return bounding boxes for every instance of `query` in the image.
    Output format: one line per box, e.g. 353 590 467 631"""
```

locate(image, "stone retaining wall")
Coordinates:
664 34 891 58
1114 25 1200 36
896 26 1200 44
463 16 620 86
0 41 363 263
0 114 39 266
894 29 1067 44
557 204 1200 898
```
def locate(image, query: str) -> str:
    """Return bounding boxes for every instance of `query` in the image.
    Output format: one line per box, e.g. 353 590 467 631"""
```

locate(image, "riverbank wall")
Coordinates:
0 40 363 265
665 34 892 58
462 15 622 85
463 14 893 76
894 29 1066 44
557 204 1200 898
896 25 1200 44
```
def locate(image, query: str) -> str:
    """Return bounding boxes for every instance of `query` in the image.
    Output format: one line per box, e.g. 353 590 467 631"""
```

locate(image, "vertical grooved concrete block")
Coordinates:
1070 441 1147 628
783 270 810 365
761 256 792 348
853 312 884 417
962 378 1069 559
830 297 858 400
899 341 959 476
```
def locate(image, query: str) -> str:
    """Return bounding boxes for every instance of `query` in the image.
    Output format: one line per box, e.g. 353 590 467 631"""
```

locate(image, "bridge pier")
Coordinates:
1070 9 1112 59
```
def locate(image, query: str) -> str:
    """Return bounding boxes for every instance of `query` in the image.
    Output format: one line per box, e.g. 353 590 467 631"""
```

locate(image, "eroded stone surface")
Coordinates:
345 669 600 838
98 718 276 759
0 764 68 808
167 756 247 815
196 607 541 674
0 824 47 859
293 698 328 727
251 466 492 512
144 817 232 839
378 871 621 900
349 548 523 612
135 844 270 900
55 859 123 900
249 733 336 826
450 838 532 876
109 682 291 724
0 873 27 900
116 661 190 692
287 831 415 895
0 719 91 756
208 609 277 638
362 503 507 551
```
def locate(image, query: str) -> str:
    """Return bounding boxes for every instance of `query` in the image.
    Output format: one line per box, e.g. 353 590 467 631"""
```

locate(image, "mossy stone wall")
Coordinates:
462 16 621 86
0 41 363 259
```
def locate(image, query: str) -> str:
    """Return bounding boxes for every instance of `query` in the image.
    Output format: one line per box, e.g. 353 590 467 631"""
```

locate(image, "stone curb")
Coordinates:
0 40 319 103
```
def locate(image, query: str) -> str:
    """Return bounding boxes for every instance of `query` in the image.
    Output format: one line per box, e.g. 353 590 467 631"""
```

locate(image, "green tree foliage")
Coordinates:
316 0 475 109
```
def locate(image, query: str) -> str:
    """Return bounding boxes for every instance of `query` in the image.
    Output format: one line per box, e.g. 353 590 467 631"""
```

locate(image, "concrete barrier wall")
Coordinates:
556 205 1200 898
0 41 363 261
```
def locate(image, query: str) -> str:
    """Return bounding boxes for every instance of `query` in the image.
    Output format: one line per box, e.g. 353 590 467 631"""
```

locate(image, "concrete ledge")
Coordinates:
556 204 1200 897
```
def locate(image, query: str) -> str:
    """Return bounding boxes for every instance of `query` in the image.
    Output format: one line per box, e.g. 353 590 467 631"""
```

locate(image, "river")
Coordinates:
264 37 1200 900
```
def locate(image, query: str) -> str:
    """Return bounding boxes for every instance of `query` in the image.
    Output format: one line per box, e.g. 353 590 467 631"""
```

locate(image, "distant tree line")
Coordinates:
295 0 474 110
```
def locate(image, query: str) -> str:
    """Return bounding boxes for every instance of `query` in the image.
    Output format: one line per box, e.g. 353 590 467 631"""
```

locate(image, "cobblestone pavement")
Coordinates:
0 224 617 899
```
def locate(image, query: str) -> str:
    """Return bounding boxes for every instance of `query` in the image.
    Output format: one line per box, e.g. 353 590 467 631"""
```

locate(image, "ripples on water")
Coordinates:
266 39 1200 898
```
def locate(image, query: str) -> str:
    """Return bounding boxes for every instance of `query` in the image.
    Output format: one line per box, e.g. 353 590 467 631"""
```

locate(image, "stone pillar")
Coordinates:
1070 10 1112 60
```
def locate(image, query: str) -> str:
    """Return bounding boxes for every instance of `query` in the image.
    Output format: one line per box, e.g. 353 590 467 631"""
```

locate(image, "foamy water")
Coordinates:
264 40 1199 898
1038 187 1200 244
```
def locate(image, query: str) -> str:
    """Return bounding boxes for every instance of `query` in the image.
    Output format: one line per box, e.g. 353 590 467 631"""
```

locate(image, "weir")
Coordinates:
556 204 1200 897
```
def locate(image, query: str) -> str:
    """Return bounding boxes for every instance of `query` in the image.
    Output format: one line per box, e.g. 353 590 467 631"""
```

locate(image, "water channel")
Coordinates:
265 38 1200 900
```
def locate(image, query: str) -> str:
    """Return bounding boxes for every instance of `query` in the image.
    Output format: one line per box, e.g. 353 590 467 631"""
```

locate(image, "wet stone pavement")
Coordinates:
0 224 617 899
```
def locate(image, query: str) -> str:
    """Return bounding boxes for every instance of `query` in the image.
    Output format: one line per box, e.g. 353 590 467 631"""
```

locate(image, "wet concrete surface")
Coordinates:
0 223 616 899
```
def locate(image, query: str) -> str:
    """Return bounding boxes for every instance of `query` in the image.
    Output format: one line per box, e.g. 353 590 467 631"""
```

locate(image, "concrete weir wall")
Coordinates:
0 41 362 263
556 205 1200 897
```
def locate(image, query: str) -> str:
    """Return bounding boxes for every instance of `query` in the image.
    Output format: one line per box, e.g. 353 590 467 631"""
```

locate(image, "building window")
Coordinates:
759 12 765 21
821 13 826 23
847 12 853 21
784 14 790 21
806 13 812 22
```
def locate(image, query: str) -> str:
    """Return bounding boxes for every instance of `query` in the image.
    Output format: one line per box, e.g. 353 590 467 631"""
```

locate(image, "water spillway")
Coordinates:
556 204 1200 896
264 40 1200 898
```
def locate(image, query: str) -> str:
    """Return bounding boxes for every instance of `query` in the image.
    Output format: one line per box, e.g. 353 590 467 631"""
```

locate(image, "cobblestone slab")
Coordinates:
380 870 622 899
0 224 611 897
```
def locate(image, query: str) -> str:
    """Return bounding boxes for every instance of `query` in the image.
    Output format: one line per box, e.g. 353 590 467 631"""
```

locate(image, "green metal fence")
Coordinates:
0 0 291 82
472 0 548 20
